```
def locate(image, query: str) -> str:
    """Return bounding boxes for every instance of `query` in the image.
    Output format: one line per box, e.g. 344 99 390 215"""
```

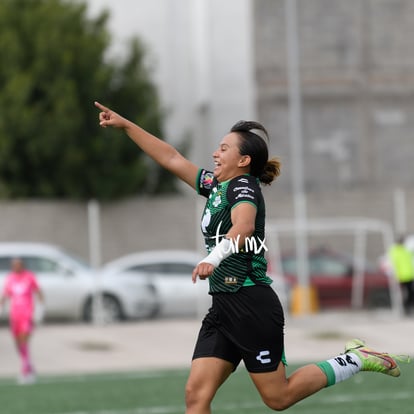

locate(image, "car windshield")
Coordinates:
57 249 91 271
0 248 91 274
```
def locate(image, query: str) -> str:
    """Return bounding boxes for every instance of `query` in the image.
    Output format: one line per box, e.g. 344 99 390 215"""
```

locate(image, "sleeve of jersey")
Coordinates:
227 176 259 209
196 168 215 198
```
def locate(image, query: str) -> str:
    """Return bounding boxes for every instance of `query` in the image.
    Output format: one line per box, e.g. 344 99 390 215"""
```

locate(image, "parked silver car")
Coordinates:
101 250 211 318
0 242 156 322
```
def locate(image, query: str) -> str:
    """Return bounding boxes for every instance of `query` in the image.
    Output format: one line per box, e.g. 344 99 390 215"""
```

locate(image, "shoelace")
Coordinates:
359 347 411 365
346 341 411 366
392 354 411 364
357 348 411 368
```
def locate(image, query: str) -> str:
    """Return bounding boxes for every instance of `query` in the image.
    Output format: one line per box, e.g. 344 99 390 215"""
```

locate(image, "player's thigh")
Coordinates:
186 357 234 402
249 361 288 402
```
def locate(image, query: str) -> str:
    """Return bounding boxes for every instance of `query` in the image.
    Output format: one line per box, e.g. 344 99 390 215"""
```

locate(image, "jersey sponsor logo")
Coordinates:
233 185 255 193
235 192 255 201
233 185 255 201
224 276 238 284
256 350 271 364
237 178 249 184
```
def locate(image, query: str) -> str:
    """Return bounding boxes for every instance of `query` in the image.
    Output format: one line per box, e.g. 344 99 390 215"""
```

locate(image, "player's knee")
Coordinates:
185 382 212 410
184 382 197 406
261 394 291 411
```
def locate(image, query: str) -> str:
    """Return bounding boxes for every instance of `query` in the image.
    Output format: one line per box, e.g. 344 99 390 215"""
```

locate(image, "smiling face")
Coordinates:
212 132 251 182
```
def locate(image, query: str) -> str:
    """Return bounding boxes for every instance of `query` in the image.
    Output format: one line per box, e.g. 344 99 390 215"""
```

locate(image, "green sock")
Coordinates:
316 361 336 387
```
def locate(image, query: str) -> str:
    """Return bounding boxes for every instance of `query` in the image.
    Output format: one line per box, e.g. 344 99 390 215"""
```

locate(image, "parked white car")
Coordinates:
0 242 156 322
101 250 211 318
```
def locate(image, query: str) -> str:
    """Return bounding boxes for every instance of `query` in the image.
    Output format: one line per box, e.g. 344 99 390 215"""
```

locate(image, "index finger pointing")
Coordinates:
94 101 109 112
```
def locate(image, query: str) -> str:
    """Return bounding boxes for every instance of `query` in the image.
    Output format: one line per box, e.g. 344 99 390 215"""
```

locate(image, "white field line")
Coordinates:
0 371 410 414
0 370 188 387
57 391 412 414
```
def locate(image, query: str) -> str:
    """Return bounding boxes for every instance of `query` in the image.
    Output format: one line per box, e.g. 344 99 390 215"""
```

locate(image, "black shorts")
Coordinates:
192 285 285 373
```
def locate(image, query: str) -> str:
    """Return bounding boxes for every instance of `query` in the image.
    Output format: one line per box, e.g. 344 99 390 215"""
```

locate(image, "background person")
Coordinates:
0 257 44 384
388 235 414 315
95 101 404 413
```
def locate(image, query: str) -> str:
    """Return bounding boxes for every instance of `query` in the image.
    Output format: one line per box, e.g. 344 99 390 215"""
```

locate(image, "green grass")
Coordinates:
0 362 412 414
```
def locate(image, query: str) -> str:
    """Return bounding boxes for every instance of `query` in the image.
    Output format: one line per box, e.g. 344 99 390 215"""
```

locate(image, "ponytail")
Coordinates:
259 157 281 185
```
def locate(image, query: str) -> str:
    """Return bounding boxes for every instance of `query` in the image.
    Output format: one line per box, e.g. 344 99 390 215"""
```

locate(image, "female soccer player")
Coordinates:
0 258 44 384
95 101 403 413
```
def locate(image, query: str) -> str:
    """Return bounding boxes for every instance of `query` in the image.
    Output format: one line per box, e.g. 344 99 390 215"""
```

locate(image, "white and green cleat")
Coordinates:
345 339 409 377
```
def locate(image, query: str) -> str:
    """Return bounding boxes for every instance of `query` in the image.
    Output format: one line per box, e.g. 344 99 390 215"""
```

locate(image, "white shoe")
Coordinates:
18 372 37 385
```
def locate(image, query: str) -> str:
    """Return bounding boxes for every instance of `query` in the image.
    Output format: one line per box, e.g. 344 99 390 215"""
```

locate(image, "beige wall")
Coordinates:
0 187 412 265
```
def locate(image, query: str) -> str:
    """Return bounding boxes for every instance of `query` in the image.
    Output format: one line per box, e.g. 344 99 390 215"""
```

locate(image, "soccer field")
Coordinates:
0 362 412 414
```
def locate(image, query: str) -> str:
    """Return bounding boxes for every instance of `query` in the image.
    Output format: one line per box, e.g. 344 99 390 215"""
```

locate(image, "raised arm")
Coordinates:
95 101 200 189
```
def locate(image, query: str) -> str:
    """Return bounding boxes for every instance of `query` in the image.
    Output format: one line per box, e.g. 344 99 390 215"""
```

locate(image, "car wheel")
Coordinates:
83 294 124 323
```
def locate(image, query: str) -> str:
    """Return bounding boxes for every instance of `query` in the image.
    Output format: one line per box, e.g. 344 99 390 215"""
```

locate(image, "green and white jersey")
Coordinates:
196 169 273 293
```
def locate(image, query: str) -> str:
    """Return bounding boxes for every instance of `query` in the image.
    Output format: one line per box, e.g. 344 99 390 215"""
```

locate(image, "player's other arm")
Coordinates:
33 282 45 323
36 287 44 304
193 203 257 282
95 101 199 189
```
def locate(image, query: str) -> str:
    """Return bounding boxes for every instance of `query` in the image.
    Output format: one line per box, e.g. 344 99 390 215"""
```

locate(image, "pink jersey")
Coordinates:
2 270 40 318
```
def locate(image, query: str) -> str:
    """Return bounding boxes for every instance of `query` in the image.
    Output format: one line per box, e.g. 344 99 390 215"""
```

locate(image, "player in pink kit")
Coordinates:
0 258 44 384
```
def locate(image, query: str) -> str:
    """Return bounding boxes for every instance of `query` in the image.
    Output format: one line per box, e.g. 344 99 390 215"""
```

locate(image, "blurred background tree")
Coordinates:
0 0 177 199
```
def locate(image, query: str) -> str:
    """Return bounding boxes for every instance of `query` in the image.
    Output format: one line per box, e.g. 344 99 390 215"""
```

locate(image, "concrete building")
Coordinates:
254 0 414 192
1 0 413 263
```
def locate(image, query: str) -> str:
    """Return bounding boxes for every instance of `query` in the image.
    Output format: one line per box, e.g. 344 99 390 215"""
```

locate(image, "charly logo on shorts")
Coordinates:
256 350 271 364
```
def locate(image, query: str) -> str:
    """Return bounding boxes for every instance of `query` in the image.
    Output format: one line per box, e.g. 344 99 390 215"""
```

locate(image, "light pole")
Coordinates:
88 199 104 324
285 0 315 314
